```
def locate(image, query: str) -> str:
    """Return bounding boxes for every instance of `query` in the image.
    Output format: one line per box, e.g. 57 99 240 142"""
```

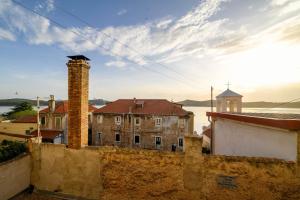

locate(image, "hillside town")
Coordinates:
1 0 300 200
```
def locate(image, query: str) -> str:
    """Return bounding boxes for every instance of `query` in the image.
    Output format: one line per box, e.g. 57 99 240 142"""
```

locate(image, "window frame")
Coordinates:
115 132 121 142
55 116 62 129
40 116 46 125
97 115 103 124
155 136 162 149
134 134 140 145
134 117 141 126
178 137 184 148
115 116 122 125
155 117 162 127
178 118 185 128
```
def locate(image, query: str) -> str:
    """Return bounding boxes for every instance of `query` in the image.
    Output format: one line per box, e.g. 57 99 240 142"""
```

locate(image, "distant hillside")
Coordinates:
0 98 110 106
178 100 300 108
0 98 48 106
177 100 214 107
89 99 110 105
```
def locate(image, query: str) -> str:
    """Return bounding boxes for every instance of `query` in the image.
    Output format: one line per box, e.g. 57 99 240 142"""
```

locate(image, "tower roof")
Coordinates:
67 55 90 61
216 89 243 98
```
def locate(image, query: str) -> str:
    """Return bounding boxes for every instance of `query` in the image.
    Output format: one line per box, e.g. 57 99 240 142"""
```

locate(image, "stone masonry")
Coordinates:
67 56 90 149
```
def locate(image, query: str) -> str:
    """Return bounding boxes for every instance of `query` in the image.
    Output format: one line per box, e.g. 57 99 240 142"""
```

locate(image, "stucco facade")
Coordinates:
208 113 299 161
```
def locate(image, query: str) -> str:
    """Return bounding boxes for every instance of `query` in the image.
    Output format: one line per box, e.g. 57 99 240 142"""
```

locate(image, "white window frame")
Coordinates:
115 132 121 142
134 134 140 145
115 116 122 125
178 137 184 148
155 136 162 149
134 117 141 126
55 117 62 129
155 117 162 127
178 118 185 128
97 115 103 124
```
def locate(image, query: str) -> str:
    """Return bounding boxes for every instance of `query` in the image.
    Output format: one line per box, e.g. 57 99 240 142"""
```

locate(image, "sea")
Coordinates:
1 106 299 134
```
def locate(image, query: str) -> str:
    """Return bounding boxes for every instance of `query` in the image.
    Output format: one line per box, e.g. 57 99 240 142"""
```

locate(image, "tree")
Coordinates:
3 102 36 119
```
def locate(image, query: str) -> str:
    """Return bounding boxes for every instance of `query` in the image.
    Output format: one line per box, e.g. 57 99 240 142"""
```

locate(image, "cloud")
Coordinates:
0 0 236 66
0 28 15 41
105 60 127 68
117 9 127 16
1 0 299 71
34 0 55 13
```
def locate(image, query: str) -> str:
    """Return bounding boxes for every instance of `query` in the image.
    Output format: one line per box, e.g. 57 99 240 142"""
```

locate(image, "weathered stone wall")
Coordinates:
30 136 300 200
0 154 31 200
92 113 190 151
100 148 186 200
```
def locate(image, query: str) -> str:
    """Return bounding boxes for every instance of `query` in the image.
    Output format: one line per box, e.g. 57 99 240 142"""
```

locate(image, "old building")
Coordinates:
39 94 97 145
92 99 194 151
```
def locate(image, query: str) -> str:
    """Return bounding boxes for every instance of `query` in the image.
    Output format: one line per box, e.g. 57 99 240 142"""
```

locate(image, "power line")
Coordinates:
12 0 205 91
53 3 201 86
264 97 300 110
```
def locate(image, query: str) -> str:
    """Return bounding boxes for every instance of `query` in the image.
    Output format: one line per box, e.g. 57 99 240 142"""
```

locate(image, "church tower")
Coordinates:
216 87 243 113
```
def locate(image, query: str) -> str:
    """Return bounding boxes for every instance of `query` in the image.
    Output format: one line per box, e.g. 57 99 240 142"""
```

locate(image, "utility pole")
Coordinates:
36 96 41 144
210 86 213 112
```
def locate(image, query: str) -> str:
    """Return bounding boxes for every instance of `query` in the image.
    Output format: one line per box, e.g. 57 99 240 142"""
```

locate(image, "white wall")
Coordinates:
214 119 297 161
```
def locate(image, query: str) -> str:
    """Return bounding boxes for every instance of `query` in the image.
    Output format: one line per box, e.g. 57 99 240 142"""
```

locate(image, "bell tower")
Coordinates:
216 87 243 113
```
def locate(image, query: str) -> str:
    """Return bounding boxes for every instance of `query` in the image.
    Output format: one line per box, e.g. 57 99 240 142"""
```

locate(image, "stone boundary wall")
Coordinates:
0 154 31 200
30 136 300 200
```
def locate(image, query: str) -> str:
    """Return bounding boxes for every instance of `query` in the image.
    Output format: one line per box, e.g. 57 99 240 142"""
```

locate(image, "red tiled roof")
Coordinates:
31 130 63 140
13 115 37 123
206 112 300 131
202 127 211 139
94 99 190 116
40 101 97 114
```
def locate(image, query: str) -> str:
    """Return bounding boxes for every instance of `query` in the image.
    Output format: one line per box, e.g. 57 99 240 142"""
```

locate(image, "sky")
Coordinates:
0 0 299 102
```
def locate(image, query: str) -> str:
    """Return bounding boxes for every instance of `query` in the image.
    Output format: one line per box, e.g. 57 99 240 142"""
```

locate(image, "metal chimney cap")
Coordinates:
67 55 90 61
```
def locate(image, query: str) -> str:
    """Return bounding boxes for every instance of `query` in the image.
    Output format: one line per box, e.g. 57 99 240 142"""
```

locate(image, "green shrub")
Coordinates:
0 140 27 162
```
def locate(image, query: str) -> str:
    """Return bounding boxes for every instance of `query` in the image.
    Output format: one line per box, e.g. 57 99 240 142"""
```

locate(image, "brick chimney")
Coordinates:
48 95 55 113
66 55 90 149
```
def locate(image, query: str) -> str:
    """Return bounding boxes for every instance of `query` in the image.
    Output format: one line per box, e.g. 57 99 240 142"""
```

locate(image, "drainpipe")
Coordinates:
208 115 213 155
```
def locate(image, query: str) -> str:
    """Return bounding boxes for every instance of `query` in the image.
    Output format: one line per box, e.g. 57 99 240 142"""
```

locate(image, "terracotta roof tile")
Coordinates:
40 101 97 114
94 99 190 116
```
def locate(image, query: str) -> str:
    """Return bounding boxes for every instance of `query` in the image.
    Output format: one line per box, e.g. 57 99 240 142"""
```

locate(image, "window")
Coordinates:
155 136 161 149
115 116 121 125
55 117 62 129
134 135 140 144
115 132 120 142
178 138 183 148
97 115 103 124
41 116 46 125
25 130 31 135
178 118 185 128
97 133 102 145
155 118 162 127
134 117 141 126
